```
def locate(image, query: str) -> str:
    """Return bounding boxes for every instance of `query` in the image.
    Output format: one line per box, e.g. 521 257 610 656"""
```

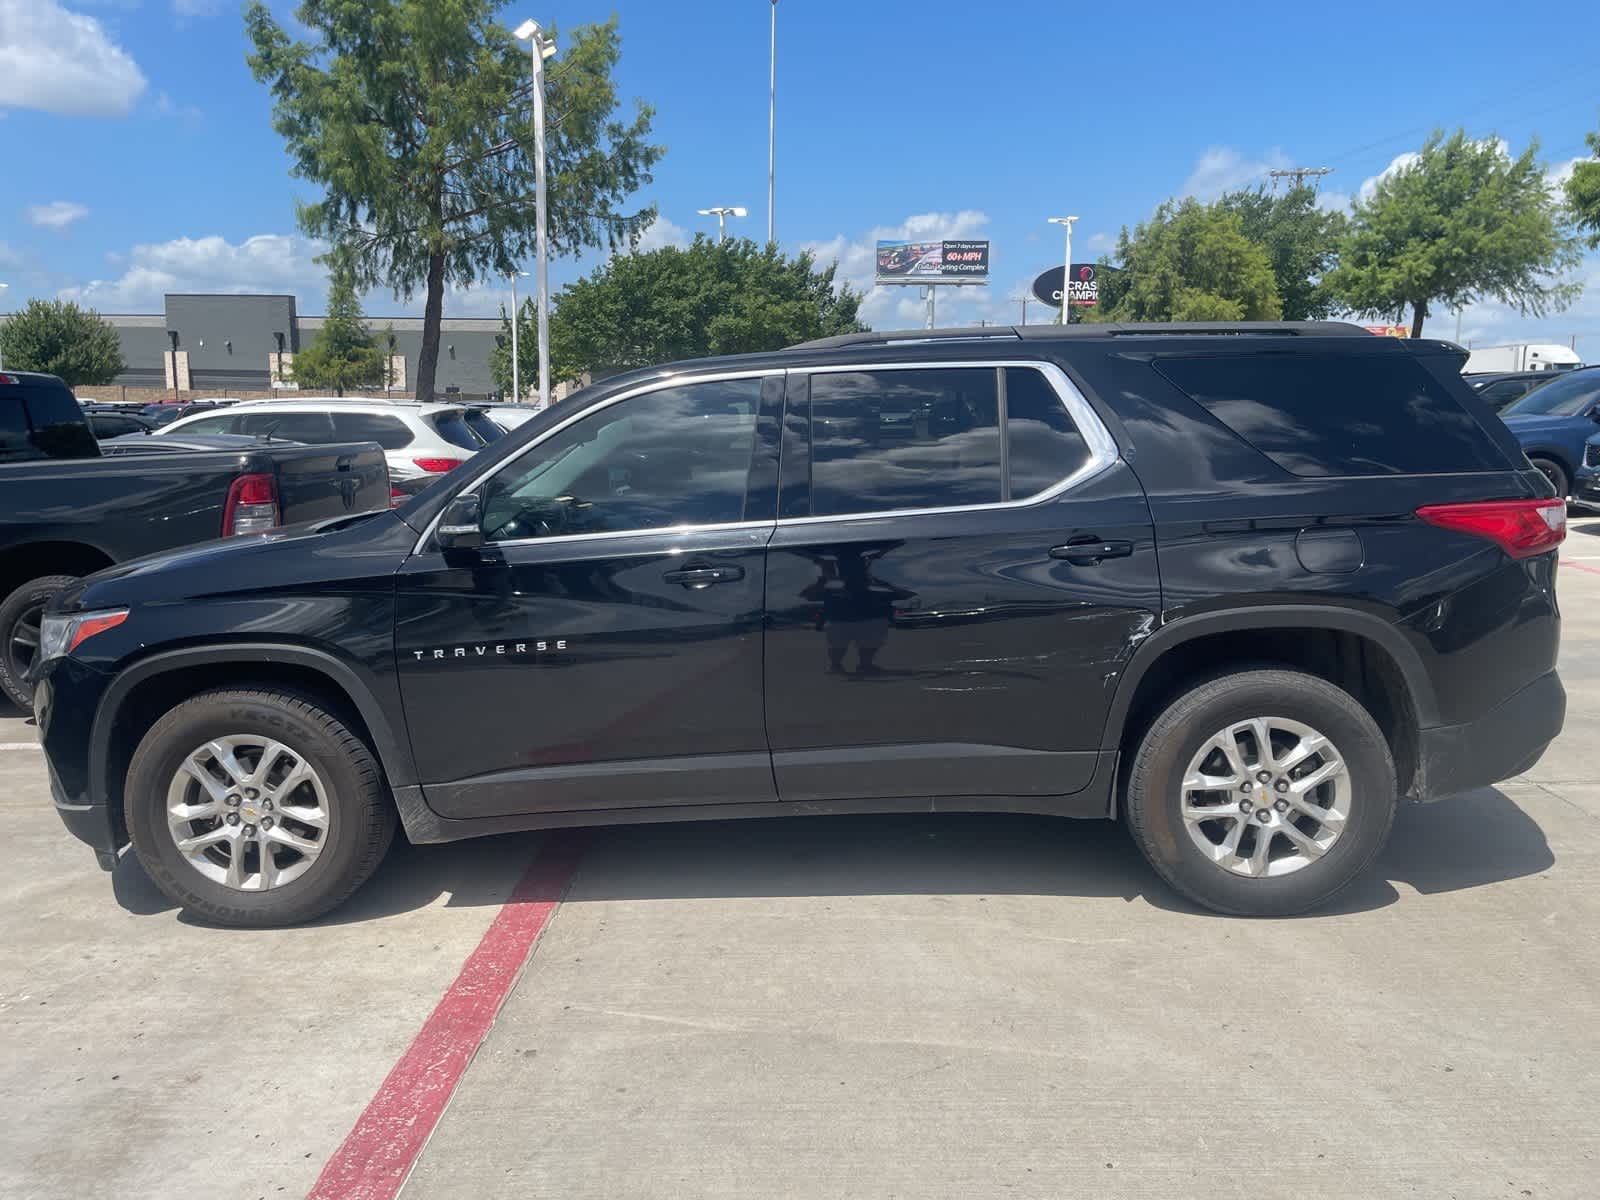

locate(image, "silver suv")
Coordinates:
158 399 503 497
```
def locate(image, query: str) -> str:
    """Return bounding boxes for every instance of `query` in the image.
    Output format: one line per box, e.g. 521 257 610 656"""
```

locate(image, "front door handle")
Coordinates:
1049 537 1134 566
663 565 746 589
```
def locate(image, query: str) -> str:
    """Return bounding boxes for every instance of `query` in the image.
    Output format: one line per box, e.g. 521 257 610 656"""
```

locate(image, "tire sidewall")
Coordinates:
127 694 371 925
1132 674 1396 916
0 575 78 709
1531 457 1568 499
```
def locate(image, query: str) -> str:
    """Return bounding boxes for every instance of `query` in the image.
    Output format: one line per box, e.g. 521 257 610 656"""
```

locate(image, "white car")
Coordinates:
158 398 499 500
480 403 545 430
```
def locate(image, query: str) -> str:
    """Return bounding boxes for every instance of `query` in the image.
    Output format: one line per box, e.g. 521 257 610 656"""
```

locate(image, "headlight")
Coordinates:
38 609 129 663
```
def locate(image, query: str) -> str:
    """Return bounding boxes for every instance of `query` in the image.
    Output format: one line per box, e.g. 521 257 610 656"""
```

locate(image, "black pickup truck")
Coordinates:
0 370 389 707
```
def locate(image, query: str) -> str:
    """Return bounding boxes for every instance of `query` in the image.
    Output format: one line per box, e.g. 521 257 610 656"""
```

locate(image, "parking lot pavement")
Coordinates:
0 714 549 1200
6 522 1600 1199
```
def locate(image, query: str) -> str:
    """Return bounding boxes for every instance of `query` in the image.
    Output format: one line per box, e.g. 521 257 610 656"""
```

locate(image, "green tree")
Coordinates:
0 299 125 386
489 298 538 399
1566 125 1600 249
1094 199 1282 322
1328 129 1581 337
246 2 663 404
1215 184 1347 320
550 237 866 378
292 259 386 395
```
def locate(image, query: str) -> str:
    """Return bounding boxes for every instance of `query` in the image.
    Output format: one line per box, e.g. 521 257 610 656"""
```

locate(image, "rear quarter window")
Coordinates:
331 412 416 450
1155 353 1507 477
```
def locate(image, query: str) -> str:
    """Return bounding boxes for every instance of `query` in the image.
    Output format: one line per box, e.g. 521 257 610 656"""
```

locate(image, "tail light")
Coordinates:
413 457 466 473
1415 497 1566 559
222 472 282 536
390 485 410 506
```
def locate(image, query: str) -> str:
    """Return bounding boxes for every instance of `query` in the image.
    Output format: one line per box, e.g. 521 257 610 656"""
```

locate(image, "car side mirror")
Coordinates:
436 492 484 552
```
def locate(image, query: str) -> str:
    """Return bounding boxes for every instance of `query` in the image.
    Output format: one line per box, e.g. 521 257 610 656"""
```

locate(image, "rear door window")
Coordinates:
1502 372 1600 417
1156 353 1506 476
14 381 98 459
0 397 32 462
331 412 415 450
173 415 238 436
236 411 337 441
808 368 1003 515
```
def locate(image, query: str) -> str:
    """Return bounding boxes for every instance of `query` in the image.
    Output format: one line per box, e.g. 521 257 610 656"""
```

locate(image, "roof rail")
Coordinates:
788 320 1374 351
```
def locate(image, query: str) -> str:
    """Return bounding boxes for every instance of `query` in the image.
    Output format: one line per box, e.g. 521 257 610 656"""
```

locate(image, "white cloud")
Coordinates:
1084 231 1114 253
153 90 203 126
636 214 689 252
0 0 147 118
54 231 524 319
1547 156 1585 195
1179 146 1291 202
60 234 330 310
1356 151 1420 203
25 200 89 230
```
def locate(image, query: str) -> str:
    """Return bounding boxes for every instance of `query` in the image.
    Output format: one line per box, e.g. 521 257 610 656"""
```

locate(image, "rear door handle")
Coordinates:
663 565 745 589
1049 537 1134 566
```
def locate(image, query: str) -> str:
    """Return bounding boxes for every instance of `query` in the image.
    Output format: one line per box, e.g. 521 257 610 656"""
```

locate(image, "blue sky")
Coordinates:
3 0 1599 354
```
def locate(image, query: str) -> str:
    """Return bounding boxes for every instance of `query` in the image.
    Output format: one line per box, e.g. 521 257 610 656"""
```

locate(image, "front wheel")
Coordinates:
1530 456 1569 500
1124 669 1396 917
125 688 395 927
0 574 79 710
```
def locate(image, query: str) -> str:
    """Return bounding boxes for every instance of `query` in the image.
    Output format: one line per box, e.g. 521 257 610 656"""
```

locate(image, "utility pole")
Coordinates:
1267 166 1333 189
1017 294 1029 326
768 0 777 245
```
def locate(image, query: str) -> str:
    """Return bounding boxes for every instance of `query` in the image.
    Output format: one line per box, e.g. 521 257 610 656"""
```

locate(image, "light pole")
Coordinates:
514 18 557 408
768 0 777 245
0 282 8 372
508 270 529 402
1048 215 1078 325
697 206 748 243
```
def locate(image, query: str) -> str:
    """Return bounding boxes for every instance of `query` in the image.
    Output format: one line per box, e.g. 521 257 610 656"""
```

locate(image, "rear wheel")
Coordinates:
1529 456 1569 500
1124 669 1396 917
125 688 395 927
0 574 79 710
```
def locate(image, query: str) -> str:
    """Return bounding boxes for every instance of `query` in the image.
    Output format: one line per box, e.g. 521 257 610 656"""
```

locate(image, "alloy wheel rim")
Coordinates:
1179 716 1350 878
165 734 332 891
9 603 41 678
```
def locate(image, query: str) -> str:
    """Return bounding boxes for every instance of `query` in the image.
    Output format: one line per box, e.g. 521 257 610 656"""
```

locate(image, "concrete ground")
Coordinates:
5 523 1600 1199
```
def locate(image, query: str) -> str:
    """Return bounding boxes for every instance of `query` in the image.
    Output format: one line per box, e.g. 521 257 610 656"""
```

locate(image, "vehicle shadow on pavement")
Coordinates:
109 785 1551 924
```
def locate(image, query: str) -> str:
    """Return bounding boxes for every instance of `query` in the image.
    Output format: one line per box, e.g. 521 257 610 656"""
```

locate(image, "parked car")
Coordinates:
141 401 233 427
0 369 390 708
1466 370 1560 412
157 398 490 500
1497 366 1600 497
481 404 543 431
83 410 157 440
34 323 1565 927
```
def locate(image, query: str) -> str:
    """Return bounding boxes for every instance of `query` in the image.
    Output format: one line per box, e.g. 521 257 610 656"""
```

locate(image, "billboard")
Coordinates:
1031 264 1105 308
875 239 990 284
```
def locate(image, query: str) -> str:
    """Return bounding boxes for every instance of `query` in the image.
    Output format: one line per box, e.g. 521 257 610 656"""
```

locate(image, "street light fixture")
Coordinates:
514 18 558 409
697 206 748 244
1047 216 1078 325
508 270 529 403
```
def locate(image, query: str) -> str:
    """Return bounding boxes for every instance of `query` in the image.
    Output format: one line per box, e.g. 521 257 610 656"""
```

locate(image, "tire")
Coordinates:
1124 669 1396 917
1530 456 1569 500
125 688 396 927
0 574 78 710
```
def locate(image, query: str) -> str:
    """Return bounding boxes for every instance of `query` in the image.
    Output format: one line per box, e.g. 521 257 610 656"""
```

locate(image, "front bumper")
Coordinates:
1576 464 1600 503
1413 670 1565 801
35 665 124 870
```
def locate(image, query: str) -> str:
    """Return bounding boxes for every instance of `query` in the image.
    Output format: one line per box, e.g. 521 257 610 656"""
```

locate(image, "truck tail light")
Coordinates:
223 472 282 536
412 457 466 473
1415 498 1566 559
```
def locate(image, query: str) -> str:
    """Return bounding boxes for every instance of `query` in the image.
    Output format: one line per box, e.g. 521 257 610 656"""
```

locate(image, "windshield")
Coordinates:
428 410 483 451
1503 372 1600 417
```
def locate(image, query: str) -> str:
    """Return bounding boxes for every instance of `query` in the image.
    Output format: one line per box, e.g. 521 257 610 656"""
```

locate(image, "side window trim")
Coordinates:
780 359 1118 526
414 367 787 554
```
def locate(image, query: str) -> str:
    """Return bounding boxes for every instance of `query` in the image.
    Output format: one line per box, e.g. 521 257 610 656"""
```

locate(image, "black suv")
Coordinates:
34 323 1565 926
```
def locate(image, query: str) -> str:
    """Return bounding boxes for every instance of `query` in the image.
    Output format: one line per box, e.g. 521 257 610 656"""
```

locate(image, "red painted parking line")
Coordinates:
308 833 587 1200
1561 559 1600 577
